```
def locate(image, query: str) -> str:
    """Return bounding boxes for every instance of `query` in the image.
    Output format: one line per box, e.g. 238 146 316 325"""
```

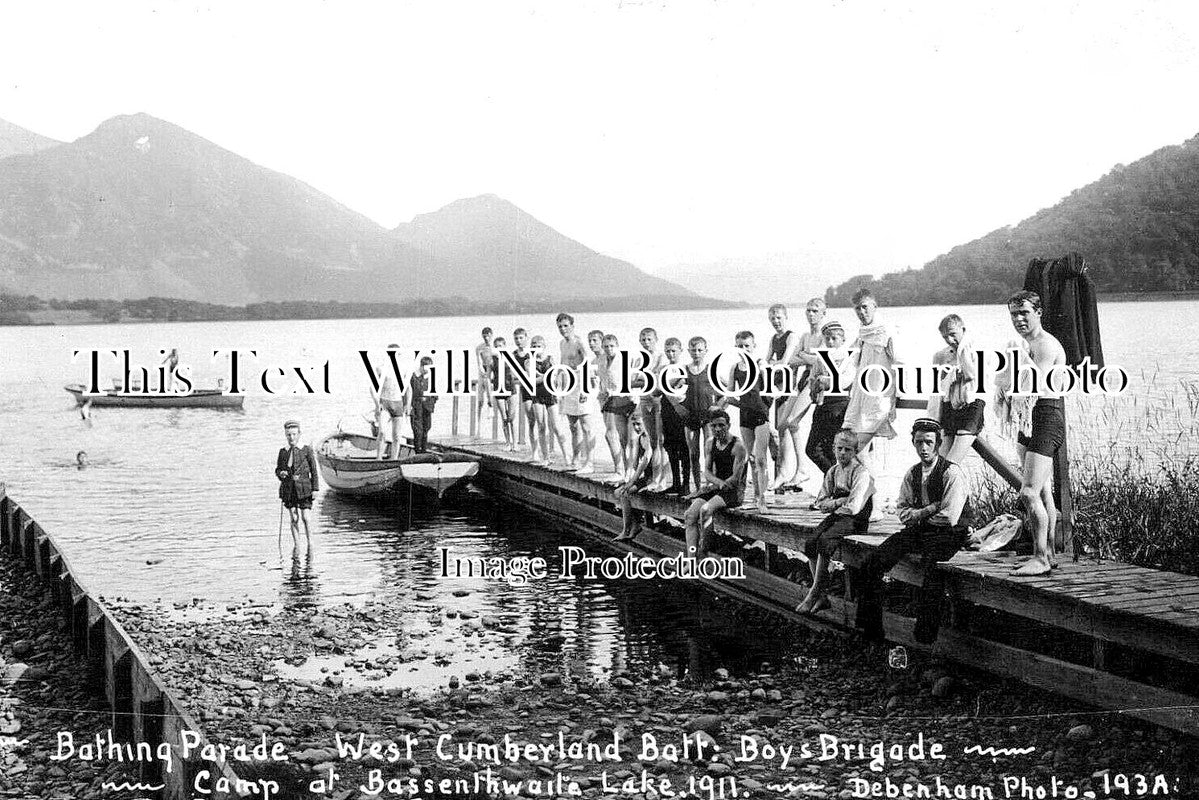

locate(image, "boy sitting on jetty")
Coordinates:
614 413 654 541
683 410 747 558
796 428 874 615
855 418 970 644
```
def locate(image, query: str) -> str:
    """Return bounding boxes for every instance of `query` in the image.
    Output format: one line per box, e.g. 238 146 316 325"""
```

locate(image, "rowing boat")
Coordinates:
64 383 245 409
316 431 478 497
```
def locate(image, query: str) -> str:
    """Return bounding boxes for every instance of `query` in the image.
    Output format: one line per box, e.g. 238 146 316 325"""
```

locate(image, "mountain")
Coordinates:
0 117 61 159
0 115 699 306
393 195 691 301
0 113 448 303
825 133 1199 306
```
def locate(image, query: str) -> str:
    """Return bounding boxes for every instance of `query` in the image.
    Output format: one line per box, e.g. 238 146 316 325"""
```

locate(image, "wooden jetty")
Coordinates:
0 485 250 800
436 396 1199 736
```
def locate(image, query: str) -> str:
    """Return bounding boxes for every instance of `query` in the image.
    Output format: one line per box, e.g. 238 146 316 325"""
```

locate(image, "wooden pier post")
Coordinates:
517 402 527 445
451 396 460 436
469 397 478 437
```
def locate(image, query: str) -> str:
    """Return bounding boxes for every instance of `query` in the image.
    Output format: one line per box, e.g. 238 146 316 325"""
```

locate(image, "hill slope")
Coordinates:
394 195 691 301
0 117 61 159
826 133 1199 306
0 114 443 303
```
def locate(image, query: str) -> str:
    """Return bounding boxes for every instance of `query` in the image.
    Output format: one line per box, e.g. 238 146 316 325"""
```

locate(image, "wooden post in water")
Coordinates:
517 401 527 445
1055 410 1073 557
451 396 460 436
469 397 478 437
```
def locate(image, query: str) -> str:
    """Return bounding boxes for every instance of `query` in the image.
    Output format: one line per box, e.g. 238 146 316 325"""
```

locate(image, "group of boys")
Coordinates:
473 286 1068 644
370 347 438 456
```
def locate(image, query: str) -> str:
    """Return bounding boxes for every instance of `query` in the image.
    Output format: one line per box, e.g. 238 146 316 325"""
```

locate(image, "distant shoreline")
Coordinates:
0 294 752 327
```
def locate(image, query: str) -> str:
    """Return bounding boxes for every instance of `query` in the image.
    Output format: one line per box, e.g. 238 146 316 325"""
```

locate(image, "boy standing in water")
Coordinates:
276 420 319 541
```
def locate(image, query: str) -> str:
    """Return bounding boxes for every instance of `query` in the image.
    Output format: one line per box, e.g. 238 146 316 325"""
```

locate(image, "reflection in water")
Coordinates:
282 539 320 608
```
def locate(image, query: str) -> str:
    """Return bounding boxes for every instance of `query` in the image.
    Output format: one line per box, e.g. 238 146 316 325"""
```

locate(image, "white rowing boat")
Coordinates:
316 431 478 497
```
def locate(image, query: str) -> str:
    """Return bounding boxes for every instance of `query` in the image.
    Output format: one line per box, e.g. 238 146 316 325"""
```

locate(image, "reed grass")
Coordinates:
972 376 1199 573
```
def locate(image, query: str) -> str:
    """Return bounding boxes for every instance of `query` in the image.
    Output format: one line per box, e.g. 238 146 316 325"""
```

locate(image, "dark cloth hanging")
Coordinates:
1022 253 1105 368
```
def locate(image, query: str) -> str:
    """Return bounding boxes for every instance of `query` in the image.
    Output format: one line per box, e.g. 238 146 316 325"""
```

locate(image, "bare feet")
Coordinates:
1013 555 1052 576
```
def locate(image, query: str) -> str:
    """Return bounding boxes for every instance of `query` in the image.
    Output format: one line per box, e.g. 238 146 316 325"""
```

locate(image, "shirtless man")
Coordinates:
1003 290 1067 577
474 328 495 430
372 342 406 459
557 313 591 472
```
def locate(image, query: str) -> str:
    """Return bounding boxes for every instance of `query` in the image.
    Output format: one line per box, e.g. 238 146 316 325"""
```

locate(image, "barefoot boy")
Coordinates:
276 420 319 541
557 313 591 471
491 336 516 450
806 321 853 474
614 413 654 541
796 428 874 615
718 331 771 512
930 314 985 465
475 327 495 429
683 410 747 558
660 337 691 494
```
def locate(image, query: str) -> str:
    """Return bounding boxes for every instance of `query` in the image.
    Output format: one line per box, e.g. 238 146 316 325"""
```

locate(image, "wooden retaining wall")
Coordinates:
0 484 249 800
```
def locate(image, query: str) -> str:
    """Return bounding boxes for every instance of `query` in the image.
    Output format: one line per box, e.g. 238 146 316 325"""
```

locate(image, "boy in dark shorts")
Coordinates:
405 357 437 453
719 331 771 512
681 336 716 492
796 428 874 615
660 337 692 495
599 333 636 476
931 314 985 464
1000 291 1067 576
683 410 747 558
276 420 319 542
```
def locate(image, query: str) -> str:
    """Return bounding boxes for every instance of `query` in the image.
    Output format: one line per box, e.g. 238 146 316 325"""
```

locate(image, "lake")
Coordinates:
0 301 1191 686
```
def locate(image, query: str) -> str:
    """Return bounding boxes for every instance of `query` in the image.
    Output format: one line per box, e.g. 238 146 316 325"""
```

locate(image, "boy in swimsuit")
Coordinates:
512 328 537 455
683 410 747 558
475 327 495 430
796 429 874 616
491 336 517 450
930 314 985 465
765 303 804 492
681 336 716 493
806 321 854 473
557 313 591 472
660 337 692 495
717 331 771 512
372 342 406 460
1002 291 1067 577
614 413 654 541
528 335 564 466
599 334 636 476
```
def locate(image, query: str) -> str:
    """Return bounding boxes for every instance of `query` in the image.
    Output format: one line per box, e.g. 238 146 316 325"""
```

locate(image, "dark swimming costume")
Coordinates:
533 357 557 406
696 436 743 508
939 399 985 436
768 330 796 409
1017 397 1065 457
732 363 769 429
683 366 716 431
602 395 636 416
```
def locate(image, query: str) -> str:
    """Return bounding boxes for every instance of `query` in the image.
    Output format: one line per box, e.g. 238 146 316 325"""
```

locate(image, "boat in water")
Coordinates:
64 383 245 409
316 431 478 498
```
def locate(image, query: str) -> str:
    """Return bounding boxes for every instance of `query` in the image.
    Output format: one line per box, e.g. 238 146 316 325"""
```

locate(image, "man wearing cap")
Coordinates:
855 418 970 644
276 420 319 540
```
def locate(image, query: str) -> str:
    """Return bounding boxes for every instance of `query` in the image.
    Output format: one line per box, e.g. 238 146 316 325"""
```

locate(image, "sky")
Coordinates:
3 0 1199 282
